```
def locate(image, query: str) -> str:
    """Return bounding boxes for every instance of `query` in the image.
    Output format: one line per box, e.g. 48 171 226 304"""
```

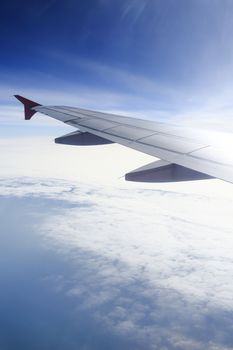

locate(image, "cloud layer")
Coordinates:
0 177 233 349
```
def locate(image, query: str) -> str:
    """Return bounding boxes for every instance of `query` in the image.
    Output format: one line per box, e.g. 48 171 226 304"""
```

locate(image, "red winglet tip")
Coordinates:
14 95 41 120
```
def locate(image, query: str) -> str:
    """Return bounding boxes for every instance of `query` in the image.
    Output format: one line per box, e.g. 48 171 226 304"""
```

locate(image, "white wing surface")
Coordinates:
15 95 233 184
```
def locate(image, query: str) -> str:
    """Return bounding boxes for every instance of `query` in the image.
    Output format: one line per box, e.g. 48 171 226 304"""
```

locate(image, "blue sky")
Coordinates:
2 0 233 118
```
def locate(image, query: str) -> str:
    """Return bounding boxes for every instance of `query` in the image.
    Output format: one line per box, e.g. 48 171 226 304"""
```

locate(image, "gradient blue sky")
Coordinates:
2 0 233 119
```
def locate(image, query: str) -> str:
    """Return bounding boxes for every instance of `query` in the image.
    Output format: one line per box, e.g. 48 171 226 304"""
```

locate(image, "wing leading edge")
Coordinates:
15 95 233 184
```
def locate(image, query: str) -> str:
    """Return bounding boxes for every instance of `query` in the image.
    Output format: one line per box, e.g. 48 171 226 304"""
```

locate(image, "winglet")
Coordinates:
14 95 41 120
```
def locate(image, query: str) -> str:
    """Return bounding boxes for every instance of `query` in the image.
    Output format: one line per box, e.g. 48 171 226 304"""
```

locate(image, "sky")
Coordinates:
1 1 233 349
2 0 233 124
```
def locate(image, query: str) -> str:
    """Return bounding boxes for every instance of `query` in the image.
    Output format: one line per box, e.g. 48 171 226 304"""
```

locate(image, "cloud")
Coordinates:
120 0 149 23
2 51 233 131
35 180 233 309
0 177 233 349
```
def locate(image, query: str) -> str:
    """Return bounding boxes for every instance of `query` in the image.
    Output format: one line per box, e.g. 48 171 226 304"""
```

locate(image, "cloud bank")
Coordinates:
0 177 233 349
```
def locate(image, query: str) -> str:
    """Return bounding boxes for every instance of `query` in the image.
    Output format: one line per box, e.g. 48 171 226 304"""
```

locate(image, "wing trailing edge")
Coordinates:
15 95 233 184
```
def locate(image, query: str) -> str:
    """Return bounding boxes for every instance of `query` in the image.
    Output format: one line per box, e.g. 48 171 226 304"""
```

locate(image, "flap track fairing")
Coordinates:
55 131 114 146
125 160 213 183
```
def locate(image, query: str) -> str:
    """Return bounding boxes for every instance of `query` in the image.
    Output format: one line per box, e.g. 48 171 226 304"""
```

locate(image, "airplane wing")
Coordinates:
15 95 233 184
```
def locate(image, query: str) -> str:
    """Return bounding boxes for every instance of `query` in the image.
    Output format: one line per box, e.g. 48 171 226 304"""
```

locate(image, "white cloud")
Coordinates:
120 0 149 23
39 182 233 309
1 177 233 349
2 58 233 134
0 176 233 349
1 177 232 309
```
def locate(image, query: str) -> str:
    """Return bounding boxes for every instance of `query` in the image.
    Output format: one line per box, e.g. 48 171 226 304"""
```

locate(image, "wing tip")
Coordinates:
14 95 41 120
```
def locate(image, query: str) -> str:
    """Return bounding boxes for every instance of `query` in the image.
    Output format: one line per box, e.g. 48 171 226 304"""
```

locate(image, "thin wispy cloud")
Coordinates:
121 0 149 23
